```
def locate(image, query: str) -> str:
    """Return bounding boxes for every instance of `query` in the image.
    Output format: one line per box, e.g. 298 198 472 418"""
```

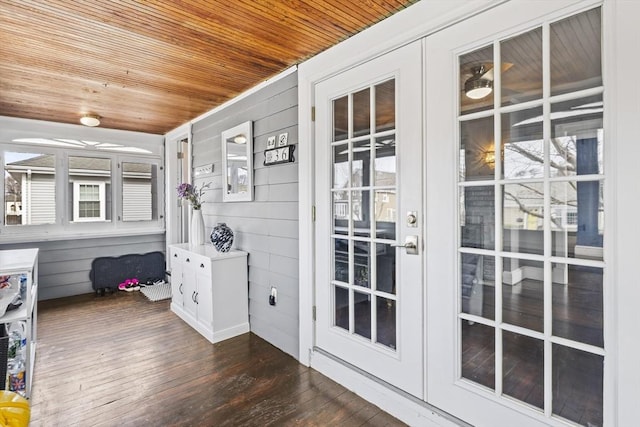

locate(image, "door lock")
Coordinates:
391 235 419 255
407 211 418 227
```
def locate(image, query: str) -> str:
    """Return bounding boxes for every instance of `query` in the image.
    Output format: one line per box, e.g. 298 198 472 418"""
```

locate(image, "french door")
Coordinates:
314 41 424 398
426 1 607 426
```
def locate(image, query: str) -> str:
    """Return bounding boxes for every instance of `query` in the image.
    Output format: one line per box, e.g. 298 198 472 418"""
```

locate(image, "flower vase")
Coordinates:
210 222 234 252
190 209 205 247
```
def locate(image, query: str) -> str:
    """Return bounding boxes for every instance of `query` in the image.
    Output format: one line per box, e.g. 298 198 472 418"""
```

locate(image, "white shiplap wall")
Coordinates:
190 71 299 359
0 233 166 299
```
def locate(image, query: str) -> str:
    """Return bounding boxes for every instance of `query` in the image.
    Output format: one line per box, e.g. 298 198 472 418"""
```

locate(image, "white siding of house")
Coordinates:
123 180 152 221
27 175 56 225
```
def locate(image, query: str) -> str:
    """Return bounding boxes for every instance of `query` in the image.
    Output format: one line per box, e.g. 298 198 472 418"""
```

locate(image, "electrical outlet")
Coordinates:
269 286 277 306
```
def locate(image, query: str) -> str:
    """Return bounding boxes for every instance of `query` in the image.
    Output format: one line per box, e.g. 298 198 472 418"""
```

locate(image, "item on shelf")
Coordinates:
19 275 26 300
210 222 234 252
6 293 23 312
0 286 19 318
0 325 8 392
0 276 19 290
7 365 25 396
0 248 37 399
6 322 26 396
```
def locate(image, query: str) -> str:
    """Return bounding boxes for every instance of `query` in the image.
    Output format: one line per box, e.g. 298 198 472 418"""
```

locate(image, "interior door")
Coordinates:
314 41 424 398
425 1 606 426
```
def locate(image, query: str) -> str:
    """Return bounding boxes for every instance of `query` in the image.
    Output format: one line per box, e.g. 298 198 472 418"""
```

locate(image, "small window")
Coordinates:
122 162 157 221
69 156 111 223
73 182 105 222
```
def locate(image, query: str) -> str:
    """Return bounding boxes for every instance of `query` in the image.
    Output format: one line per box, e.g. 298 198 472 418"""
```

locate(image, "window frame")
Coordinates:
72 181 106 222
0 141 164 242
120 157 161 223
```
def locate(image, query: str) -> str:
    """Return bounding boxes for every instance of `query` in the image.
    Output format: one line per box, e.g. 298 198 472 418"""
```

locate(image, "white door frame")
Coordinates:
313 40 425 398
298 0 636 426
298 1 512 425
425 2 612 426
298 0 507 369
164 122 192 254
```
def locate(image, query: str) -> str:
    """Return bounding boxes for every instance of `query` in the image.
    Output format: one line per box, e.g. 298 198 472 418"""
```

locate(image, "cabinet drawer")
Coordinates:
169 247 186 267
191 254 211 277
170 249 212 278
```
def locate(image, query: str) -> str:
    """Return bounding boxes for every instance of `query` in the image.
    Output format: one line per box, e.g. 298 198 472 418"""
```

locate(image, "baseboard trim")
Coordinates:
211 323 251 344
171 305 250 344
310 349 469 427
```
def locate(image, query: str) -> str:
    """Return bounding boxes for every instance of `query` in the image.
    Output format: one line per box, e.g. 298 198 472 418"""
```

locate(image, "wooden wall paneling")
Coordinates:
1 2 416 134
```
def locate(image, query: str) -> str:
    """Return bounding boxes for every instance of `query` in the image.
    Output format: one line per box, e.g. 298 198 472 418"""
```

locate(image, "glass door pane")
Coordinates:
330 78 398 350
457 8 604 426
316 40 424 397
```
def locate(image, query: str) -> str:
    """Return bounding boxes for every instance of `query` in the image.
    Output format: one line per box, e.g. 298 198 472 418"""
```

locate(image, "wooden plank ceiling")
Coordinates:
0 0 418 135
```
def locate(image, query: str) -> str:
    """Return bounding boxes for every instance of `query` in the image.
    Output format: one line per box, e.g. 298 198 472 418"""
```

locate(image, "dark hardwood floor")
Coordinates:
30 292 406 427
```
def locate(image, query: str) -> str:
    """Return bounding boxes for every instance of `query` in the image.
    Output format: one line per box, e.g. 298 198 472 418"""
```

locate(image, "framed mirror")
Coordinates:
222 121 253 202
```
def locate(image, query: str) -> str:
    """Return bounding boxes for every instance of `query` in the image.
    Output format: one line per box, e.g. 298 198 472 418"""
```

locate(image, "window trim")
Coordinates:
72 181 106 222
120 158 160 223
1 141 164 242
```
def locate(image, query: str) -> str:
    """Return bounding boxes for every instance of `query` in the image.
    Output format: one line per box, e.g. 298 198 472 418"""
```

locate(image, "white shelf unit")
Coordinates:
0 248 38 398
168 243 249 344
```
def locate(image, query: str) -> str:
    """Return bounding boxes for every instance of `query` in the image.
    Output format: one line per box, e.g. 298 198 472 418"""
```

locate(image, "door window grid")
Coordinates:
456 8 604 426
330 79 398 350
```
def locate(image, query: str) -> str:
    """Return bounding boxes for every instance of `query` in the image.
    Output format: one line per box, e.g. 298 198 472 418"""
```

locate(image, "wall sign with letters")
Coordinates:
264 145 295 166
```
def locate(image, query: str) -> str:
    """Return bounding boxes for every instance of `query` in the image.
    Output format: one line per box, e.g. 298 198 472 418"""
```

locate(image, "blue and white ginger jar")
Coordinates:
210 223 234 252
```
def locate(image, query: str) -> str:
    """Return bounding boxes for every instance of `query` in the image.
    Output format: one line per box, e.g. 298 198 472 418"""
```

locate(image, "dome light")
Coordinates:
80 114 101 127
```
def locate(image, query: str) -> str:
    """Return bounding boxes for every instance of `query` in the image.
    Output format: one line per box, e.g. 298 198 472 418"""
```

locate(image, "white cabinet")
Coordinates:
0 248 38 398
168 244 249 344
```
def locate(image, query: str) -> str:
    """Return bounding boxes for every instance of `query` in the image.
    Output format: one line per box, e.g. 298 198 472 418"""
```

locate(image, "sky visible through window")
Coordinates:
4 152 42 179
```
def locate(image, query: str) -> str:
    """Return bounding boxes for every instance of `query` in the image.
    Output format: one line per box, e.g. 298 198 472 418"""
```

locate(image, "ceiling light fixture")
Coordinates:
80 114 101 127
233 134 247 144
464 65 493 100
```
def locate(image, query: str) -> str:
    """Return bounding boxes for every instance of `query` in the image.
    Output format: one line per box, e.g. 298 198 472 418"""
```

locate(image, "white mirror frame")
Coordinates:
221 121 253 202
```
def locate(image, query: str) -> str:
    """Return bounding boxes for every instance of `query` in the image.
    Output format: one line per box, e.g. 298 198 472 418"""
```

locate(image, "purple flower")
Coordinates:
176 182 211 210
176 183 193 198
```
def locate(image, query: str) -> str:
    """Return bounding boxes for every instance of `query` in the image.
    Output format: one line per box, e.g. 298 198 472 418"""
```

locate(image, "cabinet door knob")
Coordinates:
186 258 190 262
200 263 205 268
174 253 177 257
